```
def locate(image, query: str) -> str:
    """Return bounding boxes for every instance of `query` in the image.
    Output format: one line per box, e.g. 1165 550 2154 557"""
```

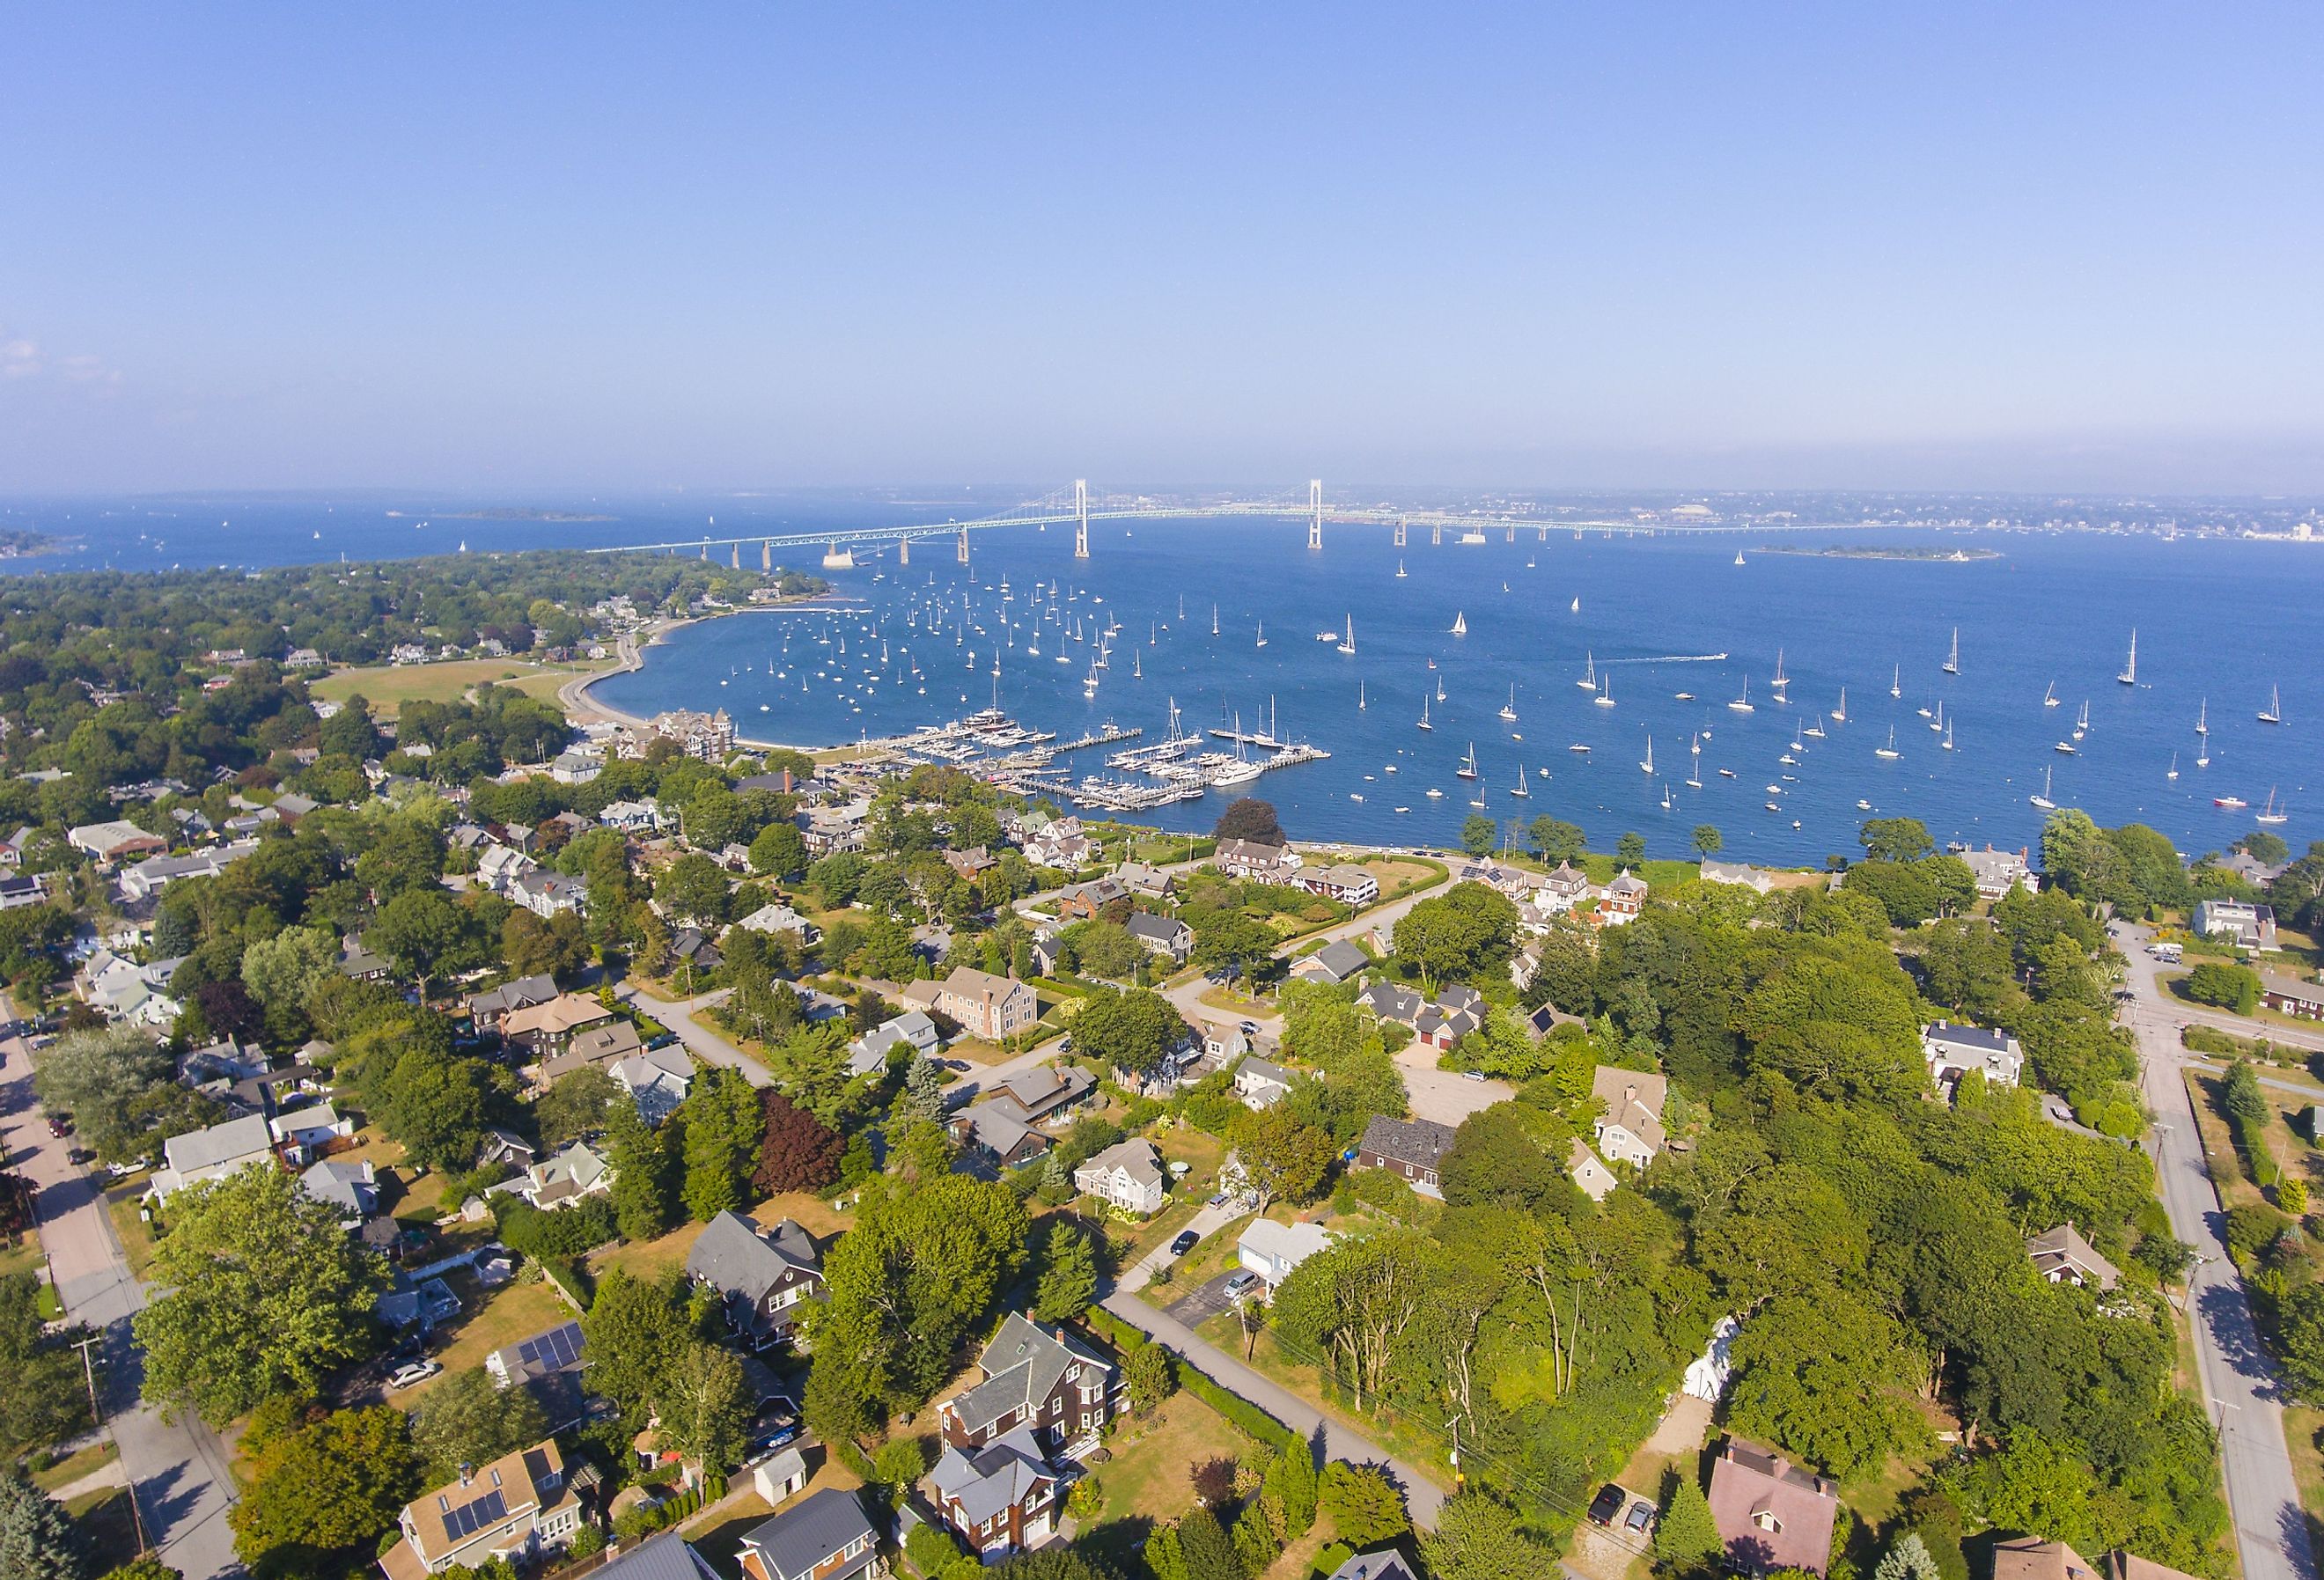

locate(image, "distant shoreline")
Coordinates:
563 599 878 753
1754 544 2002 562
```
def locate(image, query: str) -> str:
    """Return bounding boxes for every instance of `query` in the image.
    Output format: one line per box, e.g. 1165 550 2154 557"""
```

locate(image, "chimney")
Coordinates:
458 1462 474 1487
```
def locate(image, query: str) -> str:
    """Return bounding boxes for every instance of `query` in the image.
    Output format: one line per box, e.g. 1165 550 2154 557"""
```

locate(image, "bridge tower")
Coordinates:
1431 522 1443 546
1394 518 1407 548
898 535 909 566
957 528 970 564
1505 525 1515 544
1307 479 1323 550
1074 480 1090 559
731 542 740 569
700 540 709 560
761 540 772 570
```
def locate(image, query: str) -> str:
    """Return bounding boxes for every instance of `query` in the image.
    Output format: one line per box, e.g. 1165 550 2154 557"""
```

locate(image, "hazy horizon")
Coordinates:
6 4 2321 496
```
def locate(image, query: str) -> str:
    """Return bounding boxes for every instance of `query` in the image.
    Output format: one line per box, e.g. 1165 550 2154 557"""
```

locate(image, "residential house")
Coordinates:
1453 857 1534 901
2192 899 2277 950
1215 838 1303 882
1298 863 1379 906
549 751 602 784
298 1158 379 1226
1073 1138 1166 1216
936 1312 1121 1455
2261 974 2324 1021
492 1143 614 1210
148 1113 277 1202
2026 1222 2121 1291
1237 1218 1334 1293
1123 911 1192 964
475 843 535 893
0 871 49 910
501 992 618 1055
511 869 587 919
738 901 822 945
1055 875 1126 920
734 1488 879 1580
1233 1057 1295 1110
1591 1066 1669 1167
611 1045 695 1124
118 840 261 901
685 1211 826 1349
270 1101 355 1159
1705 1437 1840 1576
1510 937 1544 992
1593 870 1649 925
599 799 669 834
541 1018 646 1084
929 1426 1061 1561
467 974 559 1033
78 948 184 1028
1922 1022 2025 1091
482 1320 591 1430
846 1008 940 1077
940 845 996 882
1534 862 1592 914
950 1101 1054 1168
1990 1540 2101 1580
476 1130 540 1172
1295 938 1371 985
66 820 169 864
668 926 724 975
336 934 393 981
1319 1553 1422 1580
1958 845 2039 900
1355 1114 1456 1199
901 966 1039 1040
379 1440 582 1580
1569 1139 1617 1202
1697 858 1777 894
1021 825 1094 869
1116 861 1175 900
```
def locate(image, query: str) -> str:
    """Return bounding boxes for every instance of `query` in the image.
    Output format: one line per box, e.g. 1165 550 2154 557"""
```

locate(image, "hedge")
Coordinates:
1081 1308 1297 1451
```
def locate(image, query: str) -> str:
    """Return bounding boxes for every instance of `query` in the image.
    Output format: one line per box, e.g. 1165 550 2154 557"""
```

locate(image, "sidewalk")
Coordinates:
1099 1290 1446 1528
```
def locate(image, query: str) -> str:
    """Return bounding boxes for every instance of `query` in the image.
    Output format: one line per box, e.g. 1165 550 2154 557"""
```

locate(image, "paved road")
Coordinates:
3 1030 242 1577
616 984 770 1089
1099 1290 1446 1530
1116 1197 1249 1297
2114 922 2315 1580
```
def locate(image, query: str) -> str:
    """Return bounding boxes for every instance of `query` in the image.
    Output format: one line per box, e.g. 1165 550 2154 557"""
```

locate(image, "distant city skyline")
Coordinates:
4 4 2321 494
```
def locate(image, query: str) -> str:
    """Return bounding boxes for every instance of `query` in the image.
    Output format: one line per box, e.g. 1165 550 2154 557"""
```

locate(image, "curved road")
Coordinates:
2114 922 2316 1580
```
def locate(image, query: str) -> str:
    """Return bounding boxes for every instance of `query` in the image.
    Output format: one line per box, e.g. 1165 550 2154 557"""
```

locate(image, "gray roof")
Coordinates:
298 1158 376 1217
1311 939 1370 980
590 1537 723 1580
740 1488 877 1580
947 1312 1115 1437
1359 1113 1456 1170
1320 1553 1422 1580
469 974 557 1017
1924 1021 2018 1054
929 1425 1053 1525
162 1113 276 1174
684 1211 820 1304
1124 911 1188 944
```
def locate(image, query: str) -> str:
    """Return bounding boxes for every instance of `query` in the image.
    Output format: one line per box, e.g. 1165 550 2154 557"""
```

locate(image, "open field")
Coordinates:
311 655 616 717
1076 1390 1253 1576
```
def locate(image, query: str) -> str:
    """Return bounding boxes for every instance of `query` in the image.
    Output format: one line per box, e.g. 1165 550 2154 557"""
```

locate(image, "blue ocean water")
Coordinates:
8 492 2316 867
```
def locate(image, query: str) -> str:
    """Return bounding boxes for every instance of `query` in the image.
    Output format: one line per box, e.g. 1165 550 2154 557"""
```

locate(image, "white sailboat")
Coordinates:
2196 735 2210 768
1455 743 1480 780
1417 691 1433 731
1498 686 1518 722
2030 767 2056 810
1875 726 1900 760
1728 677 1754 714
2166 752 2178 780
2195 698 2208 735
2257 788 2289 825
1942 718 1954 751
1358 680 1365 711
1337 615 1356 656
1831 687 1848 723
1511 767 1529 798
1255 621 1267 648
2072 700 2089 740
2043 680 2059 708
1436 672 1446 702
1578 652 1597 689
1640 736 1654 775
1395 560 1407 578
1770 650 1789 694
1942 628 1959 676
1889 665 1901 699
2260 685 2283 724
1733 548 1745 566
1451 612 1467 636
2117 629 2136 685
1570 596 1580 614
1211 605 1219 636
1594 674 1615 708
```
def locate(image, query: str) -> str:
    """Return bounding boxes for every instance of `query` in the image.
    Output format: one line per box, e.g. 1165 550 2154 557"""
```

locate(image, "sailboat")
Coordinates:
1686 734 1703 789
2195 699 2208 735
1211 605 1219 636
2196 734 2210 769
1728 677 1754 714
1336 616 1356 656
2257 789 2290 825
1770 650 1789 694
1594 675 1615 708
1436 673 1446 702
2166 752 2178 781
1456 744 1480 780
2072 700 2089 740
2030 767 2056 810
1875 727 1901 760
1831 687 1848 724
1640 736 1655 775
1942 718 1954 751
1255 621 1267 648
1451 612 1467 636
1570 596 1580 614
1498 686 1518 722
1358 680 1366 711
1942 628 1960 675
1395 560 1407 579
1578 652 1598 689
1511 767 1530 798
2043 680 2059 709
1133 650 1143 679
1733 548 1745 566
2117 629 2137 685
1930 699 1945 732
2259 685 2283 724
1416 692 1434 731
1889 665 1901 699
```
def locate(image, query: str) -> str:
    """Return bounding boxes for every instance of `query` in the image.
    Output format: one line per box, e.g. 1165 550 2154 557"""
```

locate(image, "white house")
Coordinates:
269 1102 355 1158
599 799 669 834
1591 1066 1668 1167
1072 1139 1166 1216
610 1046 695 1125
149 1113 277 1202
1236 1218 1333 1293
738 901 822 946
1922 1022 2024 1091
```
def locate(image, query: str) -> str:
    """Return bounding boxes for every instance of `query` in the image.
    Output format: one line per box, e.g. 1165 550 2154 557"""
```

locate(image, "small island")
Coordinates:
0 528 65 558
385 508 617 522
1754 543 2001 562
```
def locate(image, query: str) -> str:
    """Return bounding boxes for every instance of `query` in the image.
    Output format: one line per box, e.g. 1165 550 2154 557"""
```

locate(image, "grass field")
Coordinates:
32 1438 118 1495
104 1187 156 1280
310 655 615 717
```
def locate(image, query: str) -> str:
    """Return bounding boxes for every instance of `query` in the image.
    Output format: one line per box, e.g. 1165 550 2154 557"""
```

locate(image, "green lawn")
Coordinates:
104 1187 156 1280
32 1438 118 1495
1076 1391 1253 1576
401 1275 575 1403
310 655 614 717
64 1486 141 1574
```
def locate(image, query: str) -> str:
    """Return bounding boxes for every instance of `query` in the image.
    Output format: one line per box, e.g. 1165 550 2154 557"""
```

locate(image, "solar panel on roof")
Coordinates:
442 1488 507 1540
516 1321 583 1371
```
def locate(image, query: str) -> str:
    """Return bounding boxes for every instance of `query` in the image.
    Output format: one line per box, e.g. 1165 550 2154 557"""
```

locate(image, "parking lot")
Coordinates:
1163 1268 1248 1326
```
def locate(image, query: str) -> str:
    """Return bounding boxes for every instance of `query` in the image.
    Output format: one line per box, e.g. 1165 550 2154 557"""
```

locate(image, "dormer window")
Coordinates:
1753 1510 1783 1534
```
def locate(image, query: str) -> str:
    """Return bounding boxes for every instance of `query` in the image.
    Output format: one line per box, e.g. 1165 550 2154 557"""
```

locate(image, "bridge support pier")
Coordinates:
1307 479 1322 550
957 529 970 564
821 540 855 570
898 536 909 566
1074 480 1090 559
1431 523 1443 546
761 540 772 570
1505 525 1515 544
1394 518 1407 547
700 540 709 560
731 542 740 569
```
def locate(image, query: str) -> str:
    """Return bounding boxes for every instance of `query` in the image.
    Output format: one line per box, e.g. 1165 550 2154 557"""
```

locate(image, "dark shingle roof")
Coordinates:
740 1488 876 1580
1359 1113 1456 1170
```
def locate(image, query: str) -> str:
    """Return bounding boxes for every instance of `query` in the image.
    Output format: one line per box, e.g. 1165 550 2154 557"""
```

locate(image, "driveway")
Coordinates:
2113 921 2315 1580
4 1030 243 1579
1394 1044 1511 1127
614 984 769 1088
1116 1197 1248 1296
1163 1269 1245 1327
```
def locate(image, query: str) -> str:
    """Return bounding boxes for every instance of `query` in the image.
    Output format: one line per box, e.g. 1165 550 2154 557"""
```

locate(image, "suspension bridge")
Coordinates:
583 479 1796 571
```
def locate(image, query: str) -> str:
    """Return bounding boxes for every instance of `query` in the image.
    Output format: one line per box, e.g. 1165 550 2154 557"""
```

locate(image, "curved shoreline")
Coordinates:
563 600 881 753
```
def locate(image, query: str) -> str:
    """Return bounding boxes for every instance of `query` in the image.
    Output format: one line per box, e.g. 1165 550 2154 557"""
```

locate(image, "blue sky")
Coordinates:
4 4 2321 495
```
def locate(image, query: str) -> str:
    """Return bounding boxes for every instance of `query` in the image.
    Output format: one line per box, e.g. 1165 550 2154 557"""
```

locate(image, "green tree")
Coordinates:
0 1471 85 1580
656 852 734 926
871 1435 930 1505
370 1048 494 1170
1175 1503 1242 1580
1420 1491 1555 1580
1070 988 1190 1077
0 1275 92 1457
578 1268 693 1422
2184 961 2260 1014
1860 816 1936 863
1214 797 1285 846
1033 1219 1099 1321
1190 909 1276 988
1616 831 1647 866
1233 1106 1335 1213
1657 1477 1723 1572
1125 1340 1176 1415
657 1341 753 1469
1460 814 1497 857
1393 883 1519 988
97 1561 182 1580
1724 1291 1929 1479
749 821 809 879
1320 1460 1408 1547
1528 817 1586 863
29 1024 185 1165
368 887 475 997
535 1065 619 1146
406 1367 549 1483
1691 825 1724 857
901 1056 947 1123
135 1165 388 1425
680 1067 763 1221
605 1102 678 1241
228 1405 421 1569
1874 1534 1942 1580
239 924 340 1021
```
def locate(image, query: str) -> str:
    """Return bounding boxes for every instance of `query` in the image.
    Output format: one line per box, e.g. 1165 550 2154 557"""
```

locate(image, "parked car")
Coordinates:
45 1114 70 1138
1223 1268 1261 1300
1169 1230 1201 1257
1587 1484 1627 1527
1239 1020 1259 1035
1206 1192 1230 1209
387 1360 442 1391
1623 1499 1656 1537
1461 1070 1488 1082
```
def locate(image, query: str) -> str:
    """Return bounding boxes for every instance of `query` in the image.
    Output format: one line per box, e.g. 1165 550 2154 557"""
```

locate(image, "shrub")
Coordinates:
2184 962 2261 1014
